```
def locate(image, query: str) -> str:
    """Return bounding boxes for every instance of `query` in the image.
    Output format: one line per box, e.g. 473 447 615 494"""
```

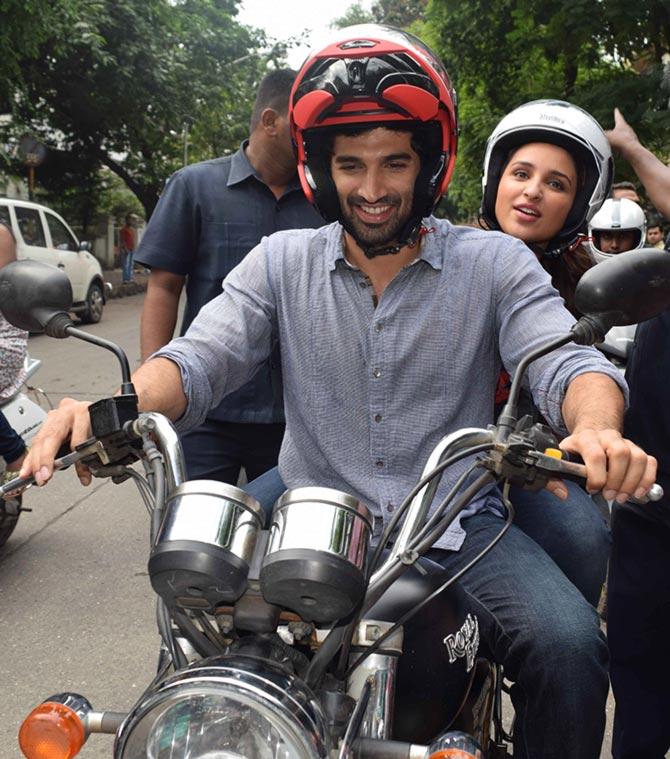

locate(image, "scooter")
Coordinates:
0 355 49 547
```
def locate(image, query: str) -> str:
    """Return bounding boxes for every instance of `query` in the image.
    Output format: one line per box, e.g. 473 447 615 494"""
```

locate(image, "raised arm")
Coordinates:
606 108 670 219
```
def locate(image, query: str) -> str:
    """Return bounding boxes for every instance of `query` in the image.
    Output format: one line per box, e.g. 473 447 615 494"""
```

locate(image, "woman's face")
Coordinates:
494 142 578 247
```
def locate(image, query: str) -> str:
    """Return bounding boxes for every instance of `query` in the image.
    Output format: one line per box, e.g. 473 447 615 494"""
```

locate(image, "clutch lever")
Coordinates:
0 438 103 497
529 451 664 505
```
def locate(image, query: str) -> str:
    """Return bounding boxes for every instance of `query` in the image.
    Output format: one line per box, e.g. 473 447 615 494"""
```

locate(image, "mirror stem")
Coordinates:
496 333 573 443
64 325 135 394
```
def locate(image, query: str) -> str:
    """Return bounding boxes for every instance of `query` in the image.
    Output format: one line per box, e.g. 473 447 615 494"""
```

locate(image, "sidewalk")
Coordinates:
105 266 150 298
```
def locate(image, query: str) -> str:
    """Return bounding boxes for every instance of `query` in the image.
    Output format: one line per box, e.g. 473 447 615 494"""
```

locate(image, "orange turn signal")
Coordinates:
428 751 480 759
19 701 86 759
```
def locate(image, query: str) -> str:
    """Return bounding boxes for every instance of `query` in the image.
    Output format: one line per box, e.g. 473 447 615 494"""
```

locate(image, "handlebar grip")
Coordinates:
536 450 664 504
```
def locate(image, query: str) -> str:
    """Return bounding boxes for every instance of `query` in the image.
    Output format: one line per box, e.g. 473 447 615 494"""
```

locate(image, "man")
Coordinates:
134 69 323 484
119 214 136 284
605 107 670 759
611 180 641 203
646 220 665 249
587 197 646 263
23 29 655 759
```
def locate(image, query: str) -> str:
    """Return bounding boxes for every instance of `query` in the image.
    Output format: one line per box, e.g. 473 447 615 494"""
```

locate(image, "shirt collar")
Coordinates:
227 141 256 187
324 218 447 272
227 140 303 194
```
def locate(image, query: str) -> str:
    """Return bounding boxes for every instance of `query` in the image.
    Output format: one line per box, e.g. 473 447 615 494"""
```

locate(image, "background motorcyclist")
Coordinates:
19 26 656 759
587 197 646 263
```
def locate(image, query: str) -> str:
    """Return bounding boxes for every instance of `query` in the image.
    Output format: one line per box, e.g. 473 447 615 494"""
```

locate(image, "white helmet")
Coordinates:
481 99 613 255
588 197 646 264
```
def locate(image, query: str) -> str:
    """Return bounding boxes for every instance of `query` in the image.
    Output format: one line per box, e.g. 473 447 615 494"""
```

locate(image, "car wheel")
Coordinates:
82 282 104 324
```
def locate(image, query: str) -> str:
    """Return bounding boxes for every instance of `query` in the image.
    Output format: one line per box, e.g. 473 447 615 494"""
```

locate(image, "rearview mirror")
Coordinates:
575 248 670 330
0 260 73 333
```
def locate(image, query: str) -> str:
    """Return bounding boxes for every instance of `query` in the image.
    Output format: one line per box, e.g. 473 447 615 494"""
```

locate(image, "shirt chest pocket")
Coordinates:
200 221 262 282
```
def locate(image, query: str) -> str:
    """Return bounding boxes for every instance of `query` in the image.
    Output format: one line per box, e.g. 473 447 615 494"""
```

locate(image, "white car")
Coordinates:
0 198 107 323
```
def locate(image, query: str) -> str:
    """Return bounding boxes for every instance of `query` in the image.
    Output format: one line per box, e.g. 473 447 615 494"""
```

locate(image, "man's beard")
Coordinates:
340 192 413 258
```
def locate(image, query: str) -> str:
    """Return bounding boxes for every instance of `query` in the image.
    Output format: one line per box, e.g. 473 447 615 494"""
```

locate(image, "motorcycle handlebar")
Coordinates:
531 451 664 504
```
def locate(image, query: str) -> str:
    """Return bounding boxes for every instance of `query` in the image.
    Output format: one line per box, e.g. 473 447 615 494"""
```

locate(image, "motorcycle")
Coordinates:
1 251 668 759
0 354 49 547
598 324 636 371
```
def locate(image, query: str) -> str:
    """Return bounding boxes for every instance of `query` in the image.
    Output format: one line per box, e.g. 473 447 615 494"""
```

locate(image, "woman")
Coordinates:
0 222 29 480
480 99 614 608
481 99 612 316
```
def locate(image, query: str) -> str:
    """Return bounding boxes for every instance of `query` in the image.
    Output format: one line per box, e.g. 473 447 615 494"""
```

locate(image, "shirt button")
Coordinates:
386 502 394 513
375 459 384 468
374 322 384 332
374 414 382 423
359 281 367 289
373 368 382 378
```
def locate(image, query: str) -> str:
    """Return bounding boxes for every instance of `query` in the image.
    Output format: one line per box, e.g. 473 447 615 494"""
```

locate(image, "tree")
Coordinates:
4 0 271 218
424 0 670 219
332 0 427 29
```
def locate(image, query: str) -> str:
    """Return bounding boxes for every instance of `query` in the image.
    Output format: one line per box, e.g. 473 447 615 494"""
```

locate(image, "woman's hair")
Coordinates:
539 242 593 318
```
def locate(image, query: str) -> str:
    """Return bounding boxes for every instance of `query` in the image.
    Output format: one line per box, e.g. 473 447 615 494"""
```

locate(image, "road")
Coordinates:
0 292 620 758
0 294 157 758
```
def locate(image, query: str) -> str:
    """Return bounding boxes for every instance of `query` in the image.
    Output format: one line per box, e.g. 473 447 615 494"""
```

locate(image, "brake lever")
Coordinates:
529 451 664 505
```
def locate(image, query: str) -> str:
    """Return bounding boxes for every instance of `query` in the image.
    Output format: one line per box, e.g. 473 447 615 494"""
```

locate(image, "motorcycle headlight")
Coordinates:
114 656 328 759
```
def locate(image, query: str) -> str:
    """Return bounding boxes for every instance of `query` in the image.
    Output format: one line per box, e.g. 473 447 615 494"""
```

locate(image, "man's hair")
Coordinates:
318 121 436 165
249 68 297 132
612 180 637 191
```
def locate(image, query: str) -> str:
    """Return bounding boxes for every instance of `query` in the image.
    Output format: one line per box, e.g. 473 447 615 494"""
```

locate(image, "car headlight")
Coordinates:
114 656 328 759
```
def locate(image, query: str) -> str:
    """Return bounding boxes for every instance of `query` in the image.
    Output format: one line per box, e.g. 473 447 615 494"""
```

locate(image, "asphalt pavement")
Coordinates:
0 291 623 758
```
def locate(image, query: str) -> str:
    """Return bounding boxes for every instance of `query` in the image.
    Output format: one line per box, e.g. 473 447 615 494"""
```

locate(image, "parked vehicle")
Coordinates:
0 355 48 547
1 249 667 759
0 198 108 323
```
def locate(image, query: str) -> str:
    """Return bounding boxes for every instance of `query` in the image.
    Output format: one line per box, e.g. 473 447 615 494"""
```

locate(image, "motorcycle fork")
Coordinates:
490 663 513 757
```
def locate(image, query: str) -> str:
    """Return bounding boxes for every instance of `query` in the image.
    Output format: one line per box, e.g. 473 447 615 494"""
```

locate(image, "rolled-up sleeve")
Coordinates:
494 239 628 435
153 240 277 432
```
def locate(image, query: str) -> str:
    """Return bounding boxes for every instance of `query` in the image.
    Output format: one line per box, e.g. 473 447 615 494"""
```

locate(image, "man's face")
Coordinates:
647 226 663 246
330 128 421 252
597 229 637 254
274 111 296 166
612 187 640 203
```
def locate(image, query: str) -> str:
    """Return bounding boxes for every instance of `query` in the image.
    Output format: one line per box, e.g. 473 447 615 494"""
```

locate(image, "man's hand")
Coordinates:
605 108 641 157
556 428 657 503
19 398 93 487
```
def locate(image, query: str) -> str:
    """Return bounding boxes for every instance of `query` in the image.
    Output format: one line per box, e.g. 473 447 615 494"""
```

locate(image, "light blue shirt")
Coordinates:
156 219 626 550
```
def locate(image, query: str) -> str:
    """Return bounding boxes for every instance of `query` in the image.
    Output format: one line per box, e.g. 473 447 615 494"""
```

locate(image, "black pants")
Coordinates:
0 408 26 464
608 504 670 759
180 419 285 485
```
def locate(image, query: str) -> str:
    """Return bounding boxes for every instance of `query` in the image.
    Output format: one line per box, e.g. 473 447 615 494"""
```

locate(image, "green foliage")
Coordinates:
331 0 427 30
3 0 271 218
425 0 670 220
331 2 374 28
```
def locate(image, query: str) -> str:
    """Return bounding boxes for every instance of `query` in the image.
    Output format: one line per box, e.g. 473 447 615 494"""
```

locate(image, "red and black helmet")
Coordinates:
290 25 458 246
